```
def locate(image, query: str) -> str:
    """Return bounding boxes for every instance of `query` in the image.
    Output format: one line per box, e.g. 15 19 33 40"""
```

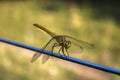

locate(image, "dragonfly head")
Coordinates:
65 41 71 49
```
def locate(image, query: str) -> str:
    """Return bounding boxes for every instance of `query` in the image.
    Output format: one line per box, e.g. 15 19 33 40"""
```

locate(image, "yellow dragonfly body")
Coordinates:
31 24 94 64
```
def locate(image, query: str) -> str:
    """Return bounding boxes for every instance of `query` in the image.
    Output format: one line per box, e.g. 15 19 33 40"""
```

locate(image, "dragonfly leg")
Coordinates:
58 47 62 54
51 43 56 52
62 46 66 56
50 43 56 59
65 48 69 56
51 43 60 57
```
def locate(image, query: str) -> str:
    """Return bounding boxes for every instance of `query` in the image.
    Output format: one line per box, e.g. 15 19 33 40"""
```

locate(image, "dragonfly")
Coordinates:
31 23 94 64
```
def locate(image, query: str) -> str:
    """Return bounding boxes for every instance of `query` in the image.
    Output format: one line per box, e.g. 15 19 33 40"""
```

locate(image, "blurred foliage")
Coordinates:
0 0 120 80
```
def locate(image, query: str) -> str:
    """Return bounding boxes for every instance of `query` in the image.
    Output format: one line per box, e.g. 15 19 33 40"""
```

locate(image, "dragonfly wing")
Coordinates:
71 41 84 53
31 38 55 63
41 39 57 63
31 53 42 62
42 55 50 64
63 35 94 49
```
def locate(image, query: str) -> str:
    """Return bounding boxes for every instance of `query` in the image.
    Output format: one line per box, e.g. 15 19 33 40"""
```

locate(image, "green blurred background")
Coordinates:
0 0 120 80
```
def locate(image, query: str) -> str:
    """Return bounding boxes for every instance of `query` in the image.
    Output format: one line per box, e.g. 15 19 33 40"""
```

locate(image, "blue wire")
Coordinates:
0 38 120 75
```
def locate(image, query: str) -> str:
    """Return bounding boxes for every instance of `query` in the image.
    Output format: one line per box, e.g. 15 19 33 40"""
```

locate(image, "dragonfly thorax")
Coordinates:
54 36 71 49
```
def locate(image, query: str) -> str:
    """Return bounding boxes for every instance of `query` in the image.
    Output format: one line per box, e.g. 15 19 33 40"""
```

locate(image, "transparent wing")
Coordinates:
31 38 55 63
31 38 56 64
31 53 42 62
63 35 94 49
42 55 51 64
41 38 57 64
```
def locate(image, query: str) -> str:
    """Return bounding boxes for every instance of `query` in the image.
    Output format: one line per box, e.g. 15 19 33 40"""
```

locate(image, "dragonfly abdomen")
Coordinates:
33 24 56 37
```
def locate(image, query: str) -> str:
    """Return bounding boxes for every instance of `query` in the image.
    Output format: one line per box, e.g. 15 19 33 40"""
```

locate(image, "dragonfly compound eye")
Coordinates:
65 41 71 49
